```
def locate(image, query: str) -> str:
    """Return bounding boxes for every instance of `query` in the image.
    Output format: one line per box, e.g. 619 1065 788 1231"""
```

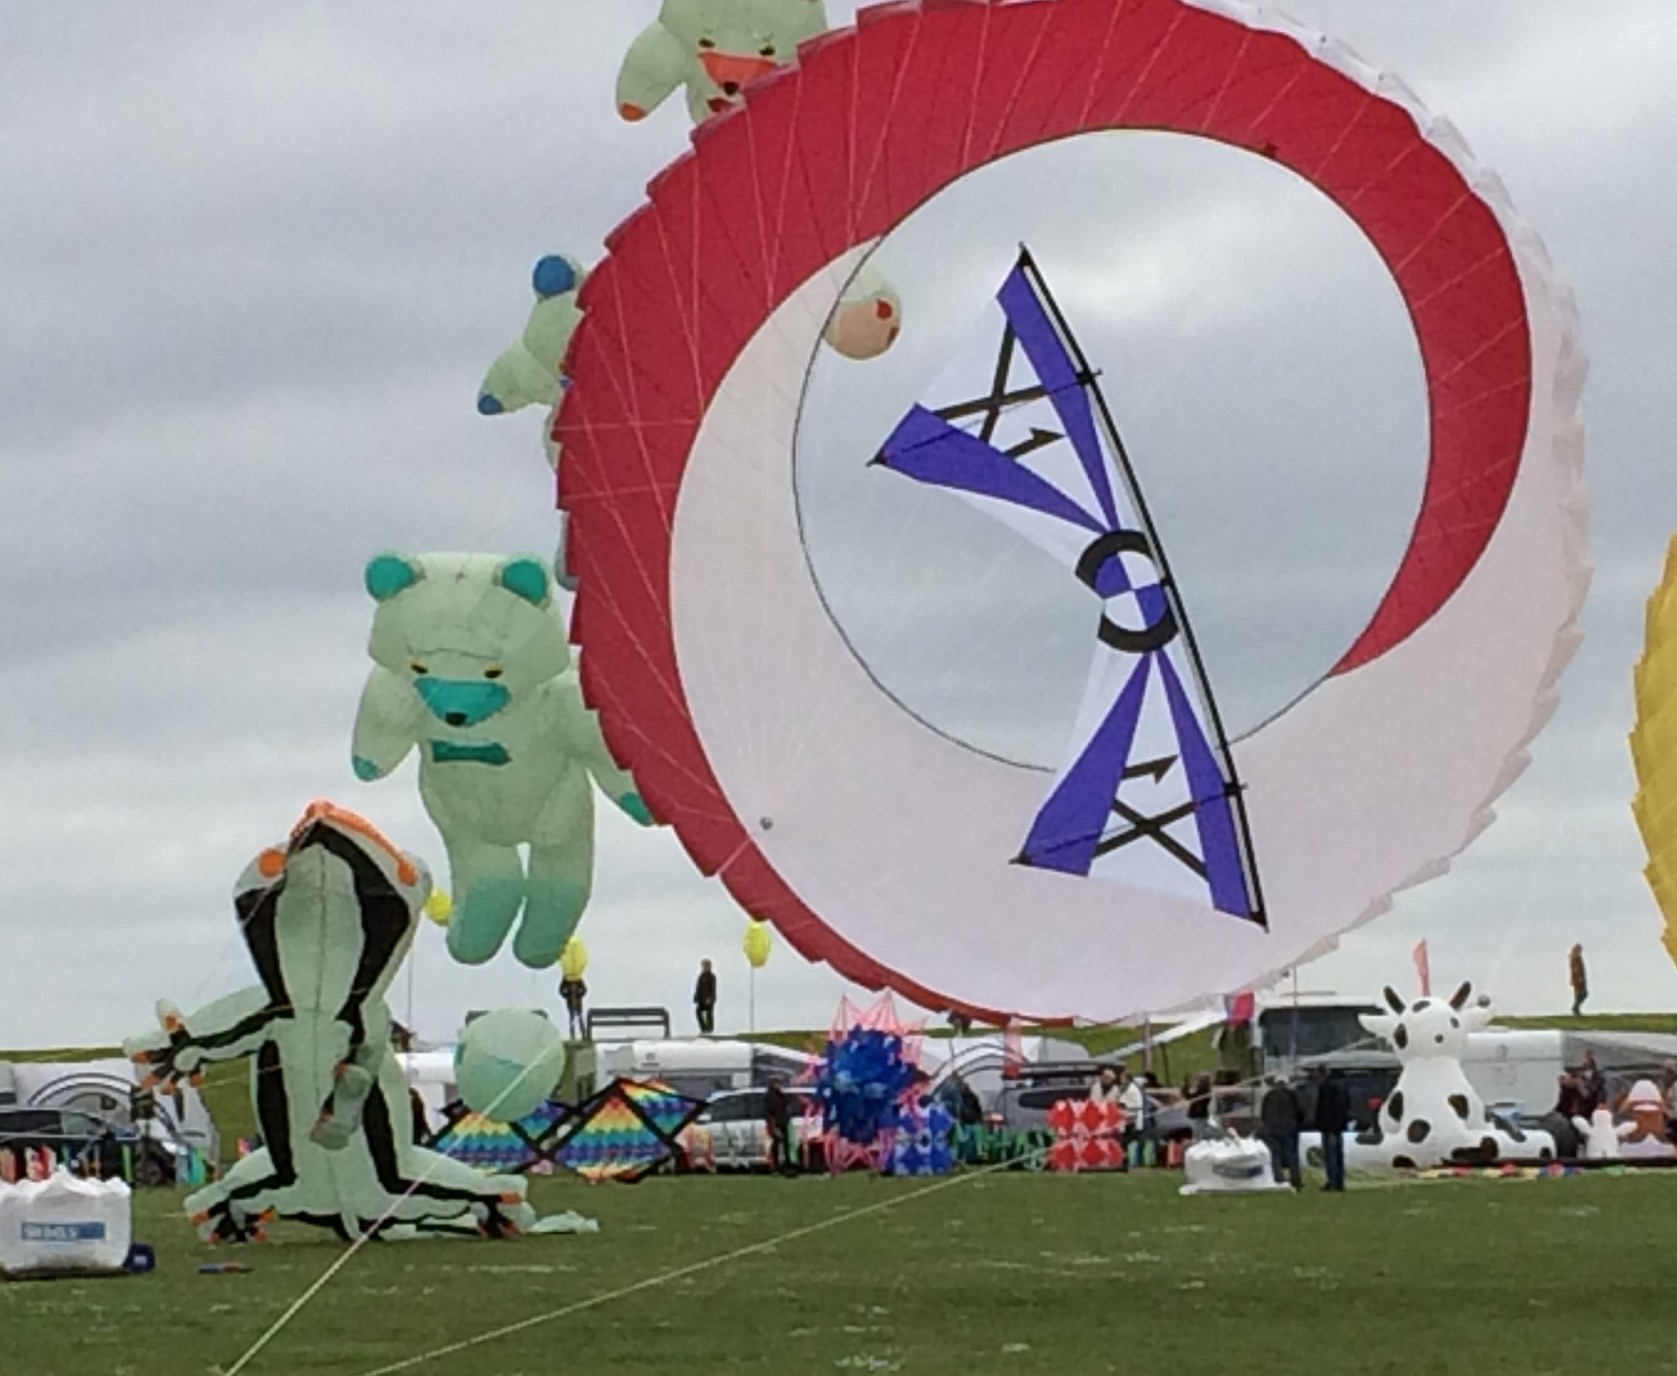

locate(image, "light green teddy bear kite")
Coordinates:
475 253 587 465
616 0 829 125
351 551 653 969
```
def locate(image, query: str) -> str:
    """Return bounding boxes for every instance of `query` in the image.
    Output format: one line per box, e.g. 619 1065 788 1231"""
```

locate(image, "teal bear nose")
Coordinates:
415 677 510 727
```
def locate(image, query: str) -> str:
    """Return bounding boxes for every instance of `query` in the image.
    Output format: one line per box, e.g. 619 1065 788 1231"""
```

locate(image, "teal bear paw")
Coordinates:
352 755 381 782
447 878 527 965
515 880 590 969
617 792 654 826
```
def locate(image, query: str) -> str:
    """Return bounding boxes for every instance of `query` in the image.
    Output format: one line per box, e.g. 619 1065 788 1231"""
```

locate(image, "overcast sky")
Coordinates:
3 1 1676 1051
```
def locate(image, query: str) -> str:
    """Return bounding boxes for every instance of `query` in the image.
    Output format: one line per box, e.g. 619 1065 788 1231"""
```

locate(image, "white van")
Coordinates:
595 1040 816 1103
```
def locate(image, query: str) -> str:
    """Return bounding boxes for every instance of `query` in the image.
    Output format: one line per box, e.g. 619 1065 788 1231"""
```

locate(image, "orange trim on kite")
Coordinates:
288 799 419 886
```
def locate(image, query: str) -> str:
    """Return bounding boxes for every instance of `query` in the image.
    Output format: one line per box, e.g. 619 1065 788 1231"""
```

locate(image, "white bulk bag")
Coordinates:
1179 1136 1295 1196
0 1173 133 1276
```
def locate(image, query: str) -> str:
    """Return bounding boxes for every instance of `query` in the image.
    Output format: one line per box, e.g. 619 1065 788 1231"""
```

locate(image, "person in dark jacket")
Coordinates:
694 959 717 1034
763 1077 794 1174
1185 1073 1213 1139
1313 1067 1351 1192
1553 1071 1585 1120
559 975 588 1040
1259 1077 1303 1189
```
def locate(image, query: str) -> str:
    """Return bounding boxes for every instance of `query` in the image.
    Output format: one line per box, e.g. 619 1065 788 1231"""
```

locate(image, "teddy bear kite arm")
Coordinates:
352 665 423 782
478 339 562 418
552 673 655 826
616 19 691 121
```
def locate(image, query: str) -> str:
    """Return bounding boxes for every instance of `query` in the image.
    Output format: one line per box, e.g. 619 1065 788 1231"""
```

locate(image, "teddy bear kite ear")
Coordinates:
495 556 551 609
365 553 423 602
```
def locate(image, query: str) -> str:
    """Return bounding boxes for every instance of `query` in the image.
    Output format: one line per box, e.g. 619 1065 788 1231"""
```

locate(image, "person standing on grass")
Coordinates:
1118 1067 1148 1166
1569 943 1589 1016
763 1077 794 1175
1186 1073 1213 1141
1260 1076 1302 1189
1313 1066 1350 1192
694 958 717 1035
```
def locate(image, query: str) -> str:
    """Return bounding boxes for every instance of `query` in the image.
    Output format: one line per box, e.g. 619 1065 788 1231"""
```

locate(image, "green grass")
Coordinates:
1497 1013 1677 1035
5 1169 1675 1376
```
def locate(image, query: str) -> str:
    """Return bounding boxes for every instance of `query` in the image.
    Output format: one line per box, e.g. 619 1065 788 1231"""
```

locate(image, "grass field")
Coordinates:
5 1168 1675 1376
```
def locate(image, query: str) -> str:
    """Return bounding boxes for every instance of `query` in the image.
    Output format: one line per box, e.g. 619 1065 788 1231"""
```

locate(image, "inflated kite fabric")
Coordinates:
1631 531 1677 969
351 552 653 969
428 1101 571 1174
890 1099 955 1177
613 0 903 363
555 1079 705 1182
123 802 536 1242
874 250 1264 924
453 1009 566 1124
809 995 923 1173
561 0 1589 1021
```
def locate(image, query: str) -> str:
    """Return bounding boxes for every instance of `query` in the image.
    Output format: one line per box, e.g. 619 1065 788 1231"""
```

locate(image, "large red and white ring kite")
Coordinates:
559 0 1588 1021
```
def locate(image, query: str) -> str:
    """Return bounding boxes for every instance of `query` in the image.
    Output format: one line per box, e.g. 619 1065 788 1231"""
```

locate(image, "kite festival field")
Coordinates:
5 1170 1671 1375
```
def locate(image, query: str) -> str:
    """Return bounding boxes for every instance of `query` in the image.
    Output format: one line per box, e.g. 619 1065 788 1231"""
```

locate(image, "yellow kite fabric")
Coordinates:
1632 531 1677 968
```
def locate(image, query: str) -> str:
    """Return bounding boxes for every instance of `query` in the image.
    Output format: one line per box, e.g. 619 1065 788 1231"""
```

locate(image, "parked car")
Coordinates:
1293 1062 1399 1134
991 1080 1192 1143
0 1105 186 1186
679 1087 825 1172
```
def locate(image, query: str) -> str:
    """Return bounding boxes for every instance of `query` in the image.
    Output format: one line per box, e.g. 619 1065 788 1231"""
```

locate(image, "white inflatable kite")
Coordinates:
125 802 537 1241
560 0 1588 1020
1349 984 1555 1171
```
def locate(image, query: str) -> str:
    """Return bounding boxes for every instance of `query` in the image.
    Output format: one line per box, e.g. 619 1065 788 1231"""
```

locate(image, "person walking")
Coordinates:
694 958 718 1034
558 973 588 1040
1259 1076 1303 1189
1313 1066 1350 1192
1569 943 1589 1016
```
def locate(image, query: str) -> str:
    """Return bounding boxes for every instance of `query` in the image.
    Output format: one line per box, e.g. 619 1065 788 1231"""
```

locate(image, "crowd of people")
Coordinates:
1554 1053 1677 1134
